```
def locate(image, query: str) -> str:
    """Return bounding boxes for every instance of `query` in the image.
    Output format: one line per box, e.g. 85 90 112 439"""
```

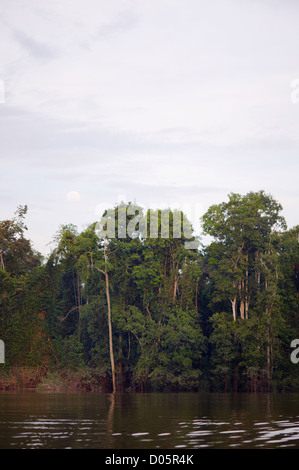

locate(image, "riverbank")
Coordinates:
0 367 110 392
1 366 298 393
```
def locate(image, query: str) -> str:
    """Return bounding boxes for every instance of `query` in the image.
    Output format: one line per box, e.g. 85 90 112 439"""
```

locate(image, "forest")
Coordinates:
0 190 299 393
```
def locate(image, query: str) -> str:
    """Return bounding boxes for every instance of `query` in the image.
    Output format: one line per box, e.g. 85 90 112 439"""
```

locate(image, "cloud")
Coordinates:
13 29 60 59
96 9 139 39
1 0 299 255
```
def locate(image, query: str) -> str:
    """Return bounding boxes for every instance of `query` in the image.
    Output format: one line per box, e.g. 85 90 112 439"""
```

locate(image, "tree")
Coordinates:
202 191 286 321
87 238 116 393
202 191 287 391
0 205 41 275
2 193 298 393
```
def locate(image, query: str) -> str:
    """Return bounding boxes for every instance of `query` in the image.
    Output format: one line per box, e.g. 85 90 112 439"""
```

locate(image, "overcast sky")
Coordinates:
1 0 299 255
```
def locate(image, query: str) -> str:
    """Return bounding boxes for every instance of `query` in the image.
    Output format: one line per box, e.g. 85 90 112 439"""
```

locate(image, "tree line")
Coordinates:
0 191 299 392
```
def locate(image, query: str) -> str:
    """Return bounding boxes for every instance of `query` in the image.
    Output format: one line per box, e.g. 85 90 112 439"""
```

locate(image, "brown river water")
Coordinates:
0 392 299 449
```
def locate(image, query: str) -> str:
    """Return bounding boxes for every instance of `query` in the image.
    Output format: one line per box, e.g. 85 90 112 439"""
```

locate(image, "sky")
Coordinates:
1 0 299 256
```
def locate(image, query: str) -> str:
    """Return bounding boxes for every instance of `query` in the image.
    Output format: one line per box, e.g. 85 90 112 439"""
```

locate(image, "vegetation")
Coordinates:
0 191 299 392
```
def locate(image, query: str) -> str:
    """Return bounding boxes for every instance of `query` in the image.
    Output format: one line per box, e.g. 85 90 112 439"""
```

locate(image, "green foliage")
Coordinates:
1 195 299 392
57 335 86 370
0 205 41 275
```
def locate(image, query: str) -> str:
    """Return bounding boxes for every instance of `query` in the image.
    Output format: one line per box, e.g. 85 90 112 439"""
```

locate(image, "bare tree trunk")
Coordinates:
245 255 249 319
231 297 237 322
245 273 249 319
173 275 178 303
89 245 116 394
239 281 245 319
77 272 81 342
245 298 249 319
240 301 245 319
0 252 5 271
101 241 116 394
105 269 116 394
255 250 261 293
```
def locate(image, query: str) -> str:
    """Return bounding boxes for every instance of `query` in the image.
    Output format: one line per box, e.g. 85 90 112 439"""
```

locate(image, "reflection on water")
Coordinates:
0 392 299 448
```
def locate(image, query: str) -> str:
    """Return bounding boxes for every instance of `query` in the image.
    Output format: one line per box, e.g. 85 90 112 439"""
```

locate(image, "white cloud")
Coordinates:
0 0 299 254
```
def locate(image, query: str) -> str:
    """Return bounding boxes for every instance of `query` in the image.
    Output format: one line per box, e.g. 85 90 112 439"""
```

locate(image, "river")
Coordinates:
0 392 299 449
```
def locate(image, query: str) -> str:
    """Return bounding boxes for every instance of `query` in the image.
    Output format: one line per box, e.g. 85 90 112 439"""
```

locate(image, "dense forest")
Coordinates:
0 190 299 393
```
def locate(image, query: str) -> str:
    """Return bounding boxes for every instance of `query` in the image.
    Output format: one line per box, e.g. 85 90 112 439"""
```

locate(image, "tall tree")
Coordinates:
202 191 286 321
